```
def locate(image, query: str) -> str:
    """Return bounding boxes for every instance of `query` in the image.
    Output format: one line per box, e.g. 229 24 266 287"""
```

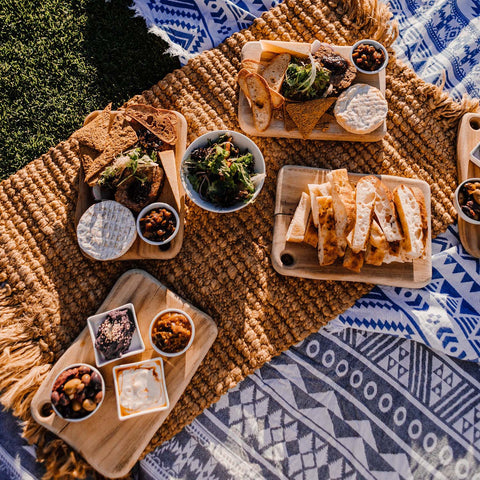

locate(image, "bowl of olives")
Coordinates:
50 363 105 422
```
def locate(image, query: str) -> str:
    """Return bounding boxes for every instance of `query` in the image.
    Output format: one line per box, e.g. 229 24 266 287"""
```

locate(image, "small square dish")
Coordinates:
112 358 169 420
87 303 145 368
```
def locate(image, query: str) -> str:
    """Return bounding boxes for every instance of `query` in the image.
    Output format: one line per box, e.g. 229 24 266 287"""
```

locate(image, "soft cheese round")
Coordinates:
334 83 388 134
77 200 137 261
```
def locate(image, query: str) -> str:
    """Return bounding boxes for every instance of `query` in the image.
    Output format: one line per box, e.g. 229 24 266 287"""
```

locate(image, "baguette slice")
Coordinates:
374 181 403 243
303 215 318 248
343 246 364 272
393 185 427 259
286 192 311 243
246 73 273 132
349 175 379 253
365 219 388 265
317 196 338 265
327 169 356 256
308 183 331 227
261 53 291 92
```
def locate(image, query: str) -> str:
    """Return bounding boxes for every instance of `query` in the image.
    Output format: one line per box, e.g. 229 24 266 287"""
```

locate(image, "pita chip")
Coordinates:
286 97 337 138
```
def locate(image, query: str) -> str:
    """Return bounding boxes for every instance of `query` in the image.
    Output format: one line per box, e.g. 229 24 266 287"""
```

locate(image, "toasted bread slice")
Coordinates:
286 98 337 139
374 181 403 243
240 69 284 110
241 59 267 74
349 175 379 253
343 246 364 272
393 185 427 259
308 183 331 227
261 53 291 92
246 73 272 132
327 169 356 256
365 219 388 265
303 215 318 248
317 196 338 265
286 192 311 243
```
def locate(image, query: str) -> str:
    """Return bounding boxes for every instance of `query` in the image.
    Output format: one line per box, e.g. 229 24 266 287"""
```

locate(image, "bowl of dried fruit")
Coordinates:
455 178 480 225
350 39 388 75
136 202 180 246
87 303 145 368
149 308 195 357
50 363 105 422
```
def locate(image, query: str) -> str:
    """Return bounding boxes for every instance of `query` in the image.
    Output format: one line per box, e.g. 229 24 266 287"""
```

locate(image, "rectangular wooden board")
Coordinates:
238 41 387 142
31 269 218 478
456 113 480 258
74 110 187 260
271 166 432 288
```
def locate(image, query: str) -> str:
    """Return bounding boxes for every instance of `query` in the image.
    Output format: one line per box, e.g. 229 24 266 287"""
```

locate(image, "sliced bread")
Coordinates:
393 185 427 259
349 175 379 253
365 219 388 265
246 73 272 132
343 246 364 273
261 53 291 92
308 182 331 227
327 169 356 256
317 196 338 265
374 181 403 243
286 192 311 243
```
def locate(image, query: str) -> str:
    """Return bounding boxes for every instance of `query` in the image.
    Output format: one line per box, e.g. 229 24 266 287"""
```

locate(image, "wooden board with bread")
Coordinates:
238 40 387 142
456 113 480 258
272 166 432 288
74 107 187 261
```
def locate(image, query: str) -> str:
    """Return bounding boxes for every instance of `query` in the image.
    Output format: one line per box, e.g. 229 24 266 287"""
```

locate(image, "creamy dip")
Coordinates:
116 363 166 415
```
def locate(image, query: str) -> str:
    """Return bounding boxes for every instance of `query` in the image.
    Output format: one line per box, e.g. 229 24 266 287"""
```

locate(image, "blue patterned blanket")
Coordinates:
2 1 480 479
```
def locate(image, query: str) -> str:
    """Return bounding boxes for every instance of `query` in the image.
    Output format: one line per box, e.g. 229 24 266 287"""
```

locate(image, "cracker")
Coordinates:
286 98 336 138
73 103 112 151
84 113 138 186
125 104 177 144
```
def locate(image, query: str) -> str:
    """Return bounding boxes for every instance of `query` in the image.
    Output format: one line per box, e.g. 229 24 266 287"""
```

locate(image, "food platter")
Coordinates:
271 166 432 288
30 269 218 479
456 113 480 258
74 109 187 260
238 40 387 142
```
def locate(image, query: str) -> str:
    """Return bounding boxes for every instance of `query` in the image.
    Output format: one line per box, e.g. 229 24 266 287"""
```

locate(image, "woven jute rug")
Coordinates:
0 0 477 478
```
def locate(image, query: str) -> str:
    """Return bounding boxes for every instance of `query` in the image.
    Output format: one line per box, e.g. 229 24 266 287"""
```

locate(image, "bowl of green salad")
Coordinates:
181 130 266 213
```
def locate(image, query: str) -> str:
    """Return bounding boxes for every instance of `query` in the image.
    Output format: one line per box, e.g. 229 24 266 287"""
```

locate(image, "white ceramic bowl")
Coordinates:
87 303 145 368
149 308 195 357
113 357 169 421
454 178 480 225
51 363 105 422
181 130 266 213
136 202 180 246
350 39 388 75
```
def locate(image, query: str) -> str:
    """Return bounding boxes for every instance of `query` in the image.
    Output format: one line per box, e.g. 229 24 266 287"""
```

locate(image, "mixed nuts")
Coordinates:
51 365 103 419
458 181 480 221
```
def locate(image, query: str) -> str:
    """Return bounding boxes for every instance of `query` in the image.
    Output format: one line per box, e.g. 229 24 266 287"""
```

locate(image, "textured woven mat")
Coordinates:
0 0 478 478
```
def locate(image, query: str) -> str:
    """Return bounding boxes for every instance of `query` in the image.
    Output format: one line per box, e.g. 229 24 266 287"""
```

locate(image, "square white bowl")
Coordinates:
112 357 169 421
87 303 145 368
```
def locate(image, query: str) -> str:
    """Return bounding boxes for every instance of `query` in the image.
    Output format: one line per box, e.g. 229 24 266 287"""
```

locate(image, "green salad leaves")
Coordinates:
184 134 256 207
281 57 330 102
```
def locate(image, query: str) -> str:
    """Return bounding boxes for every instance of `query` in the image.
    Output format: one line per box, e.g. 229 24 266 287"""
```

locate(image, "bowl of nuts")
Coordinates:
149 309 195 357
455 178 480 225
351 39 388 75
136 202 180 246
50 363 105 422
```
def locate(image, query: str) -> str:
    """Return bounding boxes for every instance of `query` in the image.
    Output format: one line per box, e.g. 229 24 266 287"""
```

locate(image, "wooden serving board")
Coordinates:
74 110 187 260
238 41 387 142
456 113 480 258
271 166 432 288
31 269 218 479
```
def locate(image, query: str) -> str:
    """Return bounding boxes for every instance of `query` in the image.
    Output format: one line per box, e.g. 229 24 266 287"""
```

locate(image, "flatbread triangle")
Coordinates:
286 98 336 138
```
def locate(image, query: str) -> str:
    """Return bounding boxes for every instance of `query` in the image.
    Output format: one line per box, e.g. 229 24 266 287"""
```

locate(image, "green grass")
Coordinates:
0 0 180 180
